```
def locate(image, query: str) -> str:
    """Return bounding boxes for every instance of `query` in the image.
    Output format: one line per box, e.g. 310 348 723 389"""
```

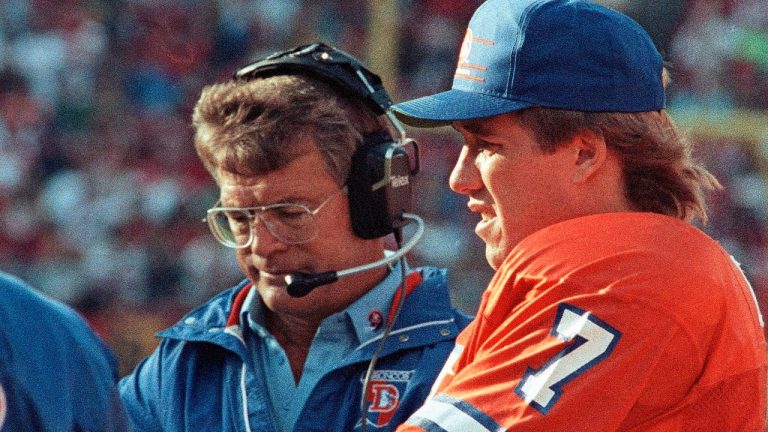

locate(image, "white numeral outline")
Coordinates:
515 303 621 414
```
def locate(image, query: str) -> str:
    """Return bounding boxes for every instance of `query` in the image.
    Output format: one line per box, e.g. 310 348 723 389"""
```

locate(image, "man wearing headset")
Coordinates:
118 43 471 432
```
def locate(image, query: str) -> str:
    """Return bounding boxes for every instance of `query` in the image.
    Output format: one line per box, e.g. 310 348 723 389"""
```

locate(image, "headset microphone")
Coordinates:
285 213 425 297
285 272 338 298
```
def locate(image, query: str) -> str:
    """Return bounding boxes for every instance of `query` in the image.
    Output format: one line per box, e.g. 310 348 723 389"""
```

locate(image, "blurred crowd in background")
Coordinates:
0 0 766 374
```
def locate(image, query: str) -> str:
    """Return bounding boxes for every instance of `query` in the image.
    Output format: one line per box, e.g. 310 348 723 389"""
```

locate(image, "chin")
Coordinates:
486 241 515 270
255 280 288 301
257 285 303 312
485 250 502 270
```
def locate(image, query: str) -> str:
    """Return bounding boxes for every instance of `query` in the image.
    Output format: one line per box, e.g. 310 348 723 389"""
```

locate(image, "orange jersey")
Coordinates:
398 213 767 431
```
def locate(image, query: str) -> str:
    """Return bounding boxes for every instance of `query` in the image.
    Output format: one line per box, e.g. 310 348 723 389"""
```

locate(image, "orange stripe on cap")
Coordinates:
454 73 485 82
458 63 487 71
226 283 254 327
386 271 424 325
472 37 495 45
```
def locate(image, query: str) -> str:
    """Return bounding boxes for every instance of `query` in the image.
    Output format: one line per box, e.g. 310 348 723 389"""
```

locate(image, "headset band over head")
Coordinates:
234 43 393 116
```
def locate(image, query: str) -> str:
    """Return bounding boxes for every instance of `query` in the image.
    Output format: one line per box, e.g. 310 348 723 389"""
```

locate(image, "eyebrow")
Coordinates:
452 118 497 136
220 193 313 208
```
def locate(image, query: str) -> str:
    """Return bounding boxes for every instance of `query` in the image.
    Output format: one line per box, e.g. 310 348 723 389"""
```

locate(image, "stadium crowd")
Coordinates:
0 0 765 374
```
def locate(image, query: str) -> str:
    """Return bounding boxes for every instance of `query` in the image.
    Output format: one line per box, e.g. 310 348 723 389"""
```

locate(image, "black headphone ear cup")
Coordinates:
347 133 413 239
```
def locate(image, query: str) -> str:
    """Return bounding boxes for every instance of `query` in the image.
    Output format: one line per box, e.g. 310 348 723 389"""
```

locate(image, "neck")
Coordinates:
265 310 319 383
576 152 636 215
265 264 389 382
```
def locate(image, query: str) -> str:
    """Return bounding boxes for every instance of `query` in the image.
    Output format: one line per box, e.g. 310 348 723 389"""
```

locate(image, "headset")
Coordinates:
234 42 420 241
234 42 423 298
234 43 424 432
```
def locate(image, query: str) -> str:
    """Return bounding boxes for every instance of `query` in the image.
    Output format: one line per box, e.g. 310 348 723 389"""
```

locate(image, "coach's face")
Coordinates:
449 113 576 269
216 142 386 320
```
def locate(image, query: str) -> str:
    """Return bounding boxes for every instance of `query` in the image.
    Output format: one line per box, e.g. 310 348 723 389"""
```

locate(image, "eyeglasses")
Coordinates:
205 188 346 248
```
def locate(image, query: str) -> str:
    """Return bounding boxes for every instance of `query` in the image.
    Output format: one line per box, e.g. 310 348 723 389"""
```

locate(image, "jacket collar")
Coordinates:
237 261 424 346
158 267 458 359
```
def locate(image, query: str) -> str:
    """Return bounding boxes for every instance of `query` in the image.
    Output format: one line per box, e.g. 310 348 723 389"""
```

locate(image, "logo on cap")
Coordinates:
454 28 493 83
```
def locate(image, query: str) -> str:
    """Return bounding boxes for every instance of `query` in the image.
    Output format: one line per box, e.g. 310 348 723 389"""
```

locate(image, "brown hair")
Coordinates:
516 107 721 224
192 74 389 185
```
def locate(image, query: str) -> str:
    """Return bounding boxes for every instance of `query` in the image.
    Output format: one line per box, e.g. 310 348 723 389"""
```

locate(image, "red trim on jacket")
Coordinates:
226 282 253 328
225 271 424 329
386 272 423 325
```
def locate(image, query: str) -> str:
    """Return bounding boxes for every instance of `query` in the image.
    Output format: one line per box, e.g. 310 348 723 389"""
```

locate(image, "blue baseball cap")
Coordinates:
392 0 665 127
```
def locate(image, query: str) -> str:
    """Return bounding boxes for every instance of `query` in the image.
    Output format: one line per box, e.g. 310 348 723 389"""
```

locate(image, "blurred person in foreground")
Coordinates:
118 42 471 432
0 272 126 431
390 0 767 430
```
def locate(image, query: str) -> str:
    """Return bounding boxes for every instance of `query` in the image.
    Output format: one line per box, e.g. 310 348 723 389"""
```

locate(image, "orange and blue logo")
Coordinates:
358 370 414 429
454 28 495 83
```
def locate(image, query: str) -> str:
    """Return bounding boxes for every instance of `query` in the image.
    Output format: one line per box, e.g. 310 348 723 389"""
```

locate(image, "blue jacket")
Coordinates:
0 272 127 432
119 267 472 431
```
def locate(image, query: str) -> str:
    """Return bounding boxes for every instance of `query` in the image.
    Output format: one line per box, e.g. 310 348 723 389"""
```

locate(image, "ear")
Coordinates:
569 130 607 184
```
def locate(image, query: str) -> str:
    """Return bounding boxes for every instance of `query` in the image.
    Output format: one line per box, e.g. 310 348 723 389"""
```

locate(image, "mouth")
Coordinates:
257 272 288 286
475 213 495 233
468 200 495 219
479 212 494 222
257 265 316 285
467 200 496 236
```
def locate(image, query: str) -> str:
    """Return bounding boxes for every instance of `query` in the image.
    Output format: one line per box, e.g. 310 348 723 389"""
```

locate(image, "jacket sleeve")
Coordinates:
118 346 165 432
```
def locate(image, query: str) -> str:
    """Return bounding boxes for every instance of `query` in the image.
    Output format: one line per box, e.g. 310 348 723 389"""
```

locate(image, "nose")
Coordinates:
449 145 482 196
247 217 289 256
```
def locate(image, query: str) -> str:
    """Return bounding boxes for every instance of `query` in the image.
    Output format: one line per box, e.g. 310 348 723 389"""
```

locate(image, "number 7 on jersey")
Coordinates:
515 303 622 414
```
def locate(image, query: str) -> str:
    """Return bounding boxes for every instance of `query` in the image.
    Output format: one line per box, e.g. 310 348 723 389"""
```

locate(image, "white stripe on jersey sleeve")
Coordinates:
406 397 497 432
